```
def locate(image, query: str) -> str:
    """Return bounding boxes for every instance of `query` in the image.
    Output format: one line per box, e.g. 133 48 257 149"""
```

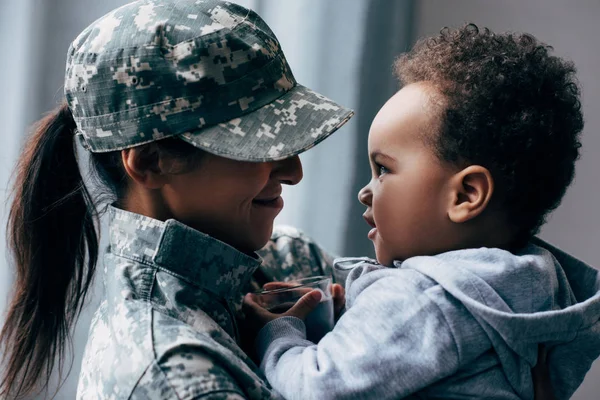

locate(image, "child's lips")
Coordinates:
367 227 378 240
363 214 376 229
363 213 377 240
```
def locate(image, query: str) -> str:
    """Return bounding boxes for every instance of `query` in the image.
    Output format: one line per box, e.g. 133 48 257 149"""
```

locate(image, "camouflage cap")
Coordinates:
64 0 353 161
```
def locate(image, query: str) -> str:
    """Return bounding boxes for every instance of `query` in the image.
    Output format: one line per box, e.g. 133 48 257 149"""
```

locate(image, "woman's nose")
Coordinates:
273 155 303 185
358 182 372 206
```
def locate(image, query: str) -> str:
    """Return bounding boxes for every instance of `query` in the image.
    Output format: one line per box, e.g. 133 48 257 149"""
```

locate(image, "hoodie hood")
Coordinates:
398 238 600 399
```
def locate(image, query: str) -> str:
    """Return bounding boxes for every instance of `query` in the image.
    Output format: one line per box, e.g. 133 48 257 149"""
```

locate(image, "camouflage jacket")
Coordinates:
77 206 334 399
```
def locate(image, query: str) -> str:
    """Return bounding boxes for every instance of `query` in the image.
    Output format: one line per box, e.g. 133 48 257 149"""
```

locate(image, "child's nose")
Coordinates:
358 183 372 206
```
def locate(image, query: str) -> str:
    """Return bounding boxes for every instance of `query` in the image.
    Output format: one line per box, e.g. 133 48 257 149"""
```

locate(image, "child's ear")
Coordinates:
447 165 494 223
121 144 170 189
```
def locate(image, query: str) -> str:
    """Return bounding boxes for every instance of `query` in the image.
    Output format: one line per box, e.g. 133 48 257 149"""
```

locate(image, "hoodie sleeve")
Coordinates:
256 268 485 400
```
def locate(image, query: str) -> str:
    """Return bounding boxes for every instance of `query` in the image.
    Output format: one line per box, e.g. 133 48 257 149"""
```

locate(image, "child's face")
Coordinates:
358 83 458 265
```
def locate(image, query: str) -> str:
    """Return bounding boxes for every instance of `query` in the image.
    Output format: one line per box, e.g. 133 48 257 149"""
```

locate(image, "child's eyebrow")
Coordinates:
370 151 396 164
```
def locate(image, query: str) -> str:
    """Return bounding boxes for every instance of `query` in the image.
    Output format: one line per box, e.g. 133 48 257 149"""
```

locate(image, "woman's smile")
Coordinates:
252 195 284 210
253 185 284 210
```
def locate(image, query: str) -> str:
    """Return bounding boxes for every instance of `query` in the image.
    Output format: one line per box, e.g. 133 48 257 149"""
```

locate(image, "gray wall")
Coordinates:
413 1 600 398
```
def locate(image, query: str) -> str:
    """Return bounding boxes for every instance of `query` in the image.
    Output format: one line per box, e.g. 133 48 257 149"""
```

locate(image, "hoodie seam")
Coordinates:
523 317 588 340
463 271 492 307
436 258 594 339
424 288 462 364
529 260 534 313
419 257 492 308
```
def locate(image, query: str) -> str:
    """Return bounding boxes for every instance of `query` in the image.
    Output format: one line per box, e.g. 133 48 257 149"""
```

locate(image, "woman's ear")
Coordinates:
448 165 494 223
121 144 169 189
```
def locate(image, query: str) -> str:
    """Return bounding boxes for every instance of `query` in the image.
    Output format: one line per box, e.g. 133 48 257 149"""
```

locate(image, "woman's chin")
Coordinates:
243 224 275 253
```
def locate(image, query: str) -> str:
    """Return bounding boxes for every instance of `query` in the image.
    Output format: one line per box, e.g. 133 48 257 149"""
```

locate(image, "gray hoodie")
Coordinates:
256 238 600 399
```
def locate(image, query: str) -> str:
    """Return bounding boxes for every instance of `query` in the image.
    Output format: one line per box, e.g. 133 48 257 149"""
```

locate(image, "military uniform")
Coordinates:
77 207 335 399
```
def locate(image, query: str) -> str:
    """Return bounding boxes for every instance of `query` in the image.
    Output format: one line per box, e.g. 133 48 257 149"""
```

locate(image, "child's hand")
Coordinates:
243 289 323 331
331 283 346 319
260 282 346 320
241 282 345 354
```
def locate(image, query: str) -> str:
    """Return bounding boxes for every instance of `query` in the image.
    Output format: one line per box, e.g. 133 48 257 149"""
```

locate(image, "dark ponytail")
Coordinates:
0 103 99 398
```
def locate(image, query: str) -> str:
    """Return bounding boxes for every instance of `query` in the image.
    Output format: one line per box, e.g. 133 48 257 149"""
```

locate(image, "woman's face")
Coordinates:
162 152 303 254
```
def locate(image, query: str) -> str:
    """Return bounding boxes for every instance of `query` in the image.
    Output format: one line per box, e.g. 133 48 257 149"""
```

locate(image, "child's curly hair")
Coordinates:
395 24 584 247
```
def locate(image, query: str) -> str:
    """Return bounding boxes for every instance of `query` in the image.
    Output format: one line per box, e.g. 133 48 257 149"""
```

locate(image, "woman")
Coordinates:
0 1 351 398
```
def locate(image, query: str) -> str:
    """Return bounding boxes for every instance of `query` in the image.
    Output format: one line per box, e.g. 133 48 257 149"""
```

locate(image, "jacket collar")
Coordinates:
108 206 262 301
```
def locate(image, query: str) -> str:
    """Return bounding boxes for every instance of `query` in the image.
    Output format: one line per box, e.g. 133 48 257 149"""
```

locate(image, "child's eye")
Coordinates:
376 164 389 176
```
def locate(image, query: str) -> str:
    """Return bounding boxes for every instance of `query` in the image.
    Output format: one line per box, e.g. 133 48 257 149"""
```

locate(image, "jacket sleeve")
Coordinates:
194 392 248 400
256 269 481 400
131 350 252 400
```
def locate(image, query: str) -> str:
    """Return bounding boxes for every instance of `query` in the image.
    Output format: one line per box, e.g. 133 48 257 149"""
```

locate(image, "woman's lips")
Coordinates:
252 196 284 209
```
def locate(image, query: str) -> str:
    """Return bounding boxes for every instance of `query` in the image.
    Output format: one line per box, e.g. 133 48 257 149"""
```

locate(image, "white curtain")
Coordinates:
0 0 34 316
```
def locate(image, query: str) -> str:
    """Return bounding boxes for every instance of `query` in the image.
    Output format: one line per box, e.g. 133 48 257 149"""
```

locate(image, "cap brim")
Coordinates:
178 84 353 162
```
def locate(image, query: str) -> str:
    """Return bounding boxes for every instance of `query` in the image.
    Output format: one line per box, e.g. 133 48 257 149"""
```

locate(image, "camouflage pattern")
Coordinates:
255 225 337 286
65 0 353 161
77 206 335 399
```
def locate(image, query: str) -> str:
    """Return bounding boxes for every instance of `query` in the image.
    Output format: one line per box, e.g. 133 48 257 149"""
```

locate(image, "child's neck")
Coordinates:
455 213 516 252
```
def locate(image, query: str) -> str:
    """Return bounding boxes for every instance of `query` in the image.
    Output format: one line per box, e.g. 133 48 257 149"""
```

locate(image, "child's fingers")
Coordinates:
242 293 258 314
284 290 322 320
242 294 275 322
332 284 346 317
